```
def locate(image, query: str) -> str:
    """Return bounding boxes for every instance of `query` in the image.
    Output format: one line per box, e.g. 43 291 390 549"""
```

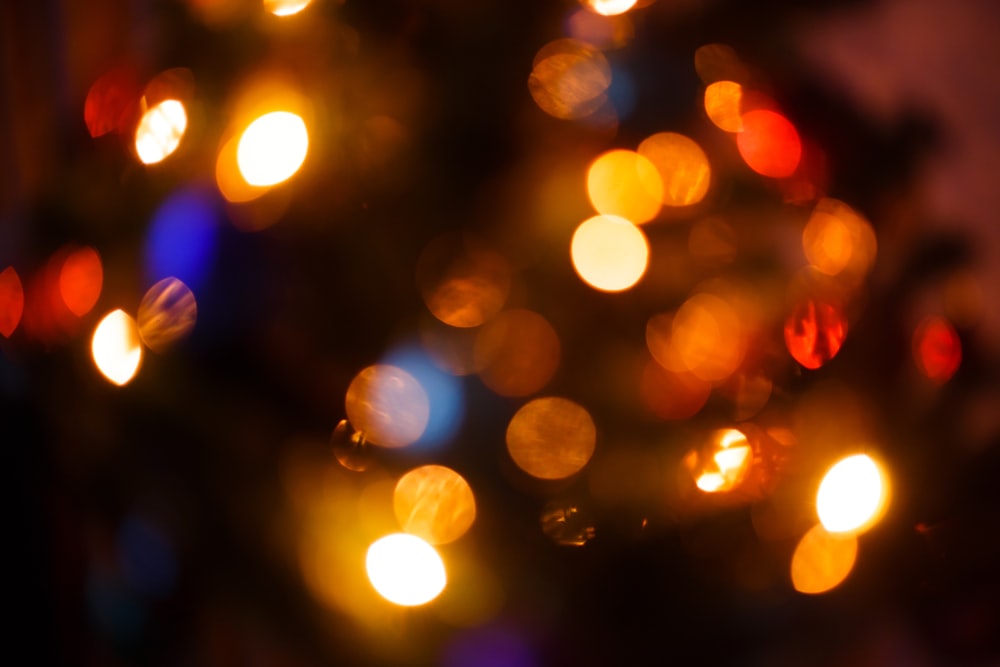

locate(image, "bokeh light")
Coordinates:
474 309 560 397
382 343 465 450
704 80 743 132
737 109 802 178
417 233 510 328
237 111 309 187
215 134 271 204
366 533 446 606
529 39 611 121
144 186 221 295
137 277 197 352
506 397 596 480
802 198 877 279
345 364 431 448
791 524 858 594
58 247 103 317
264 0 312 16
637 132 711 207
784 299 847 370
135 99 188 165
566 7 633 50
669 292 746 383
816 454 887 535
394 465 476 544
639 359 711 421
84 65 140 138
586 149 663 223
584 0 637 16
685 428 752 493
570 214 649 292
91 310 143 386
913 316 962 383
0 266 25 338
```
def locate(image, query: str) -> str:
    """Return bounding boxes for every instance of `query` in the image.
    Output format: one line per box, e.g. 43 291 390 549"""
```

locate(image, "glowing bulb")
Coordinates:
816 454 887 534
91 309 143 386
264 0 312 16
366 533 446 606
237 111 309 187
135 100 188 165
570 214 649 292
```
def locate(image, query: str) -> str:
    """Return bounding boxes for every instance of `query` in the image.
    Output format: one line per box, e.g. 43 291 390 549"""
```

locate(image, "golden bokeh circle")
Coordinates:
637 132 711 207
344 364 430 448
506 397 596 480
394 464 476 544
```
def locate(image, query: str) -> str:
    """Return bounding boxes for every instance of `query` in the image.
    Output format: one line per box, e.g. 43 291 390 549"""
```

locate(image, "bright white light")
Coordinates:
91 309 143 386
236 111 309 187
817 454 886 534
135 100 188 165
366 533 446 606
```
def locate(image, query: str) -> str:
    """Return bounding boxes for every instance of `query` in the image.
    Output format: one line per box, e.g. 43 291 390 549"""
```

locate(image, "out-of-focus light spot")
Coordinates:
58 247 103 317
541 501 595 546
694 43 749 86
670 293 746 383
587 149 662 224
366 533 446 606
382 343 465 449
264 0 312 16
704 81 743 132
394 465 476 544
817 454 887 534
345 364 430 448
791 524 857 594
584 0 637 17
21 249 82 343
570 214 649 292
639 359 710 421
417 233 510 328
529 40 611 121
689 217 737 265
330 419 374 472
475 309 560 397
215 135 271 204
137 277 197 353
944 270 983 328
803 198 877 279
737 109 802 178
637 132 711 207
686 428 752 493
0 267 25 338
144 186 220 295
913 316 961 383
135 99 187 165
506 397 596 480
566 7 633 50
117 515 177 597
237 111 309 187
784 299 847 370
84 66 141 138
92 310 143 386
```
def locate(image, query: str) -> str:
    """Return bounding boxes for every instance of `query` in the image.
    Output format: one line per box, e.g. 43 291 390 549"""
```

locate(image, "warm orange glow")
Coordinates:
723 372 772 421
216 135 270 203
474 309 560 397
237 111 309 187
687 428 752 493
737 109 802 178
639 359 711 421
791 524 858 594
529 40 611 121
802 198 877 278
817 454 888 535
417 233 510 328
566 7 633 50
570 214 649 292
264 0 312 16
913 316 961 383
704 81 743 132
670 293 746 383
135 99 188 165
637 132 711 208
585 0 637 16
366 534 446 606
506 397 596 480
0 267 25 338
137 277 197 352
58 247 102 317
393 465 476 544
344 365 430 448
91 310 143 386
587 149 663 224
784 299 847 370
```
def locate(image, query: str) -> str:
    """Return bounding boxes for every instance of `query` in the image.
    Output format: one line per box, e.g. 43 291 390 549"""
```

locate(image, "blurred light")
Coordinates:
638 132 711 207
264 0 312 16
345 364 430 448
417 233 510 328
670 293 745 383
570 214 649 292
137 277 197 352
784 299 847 370
382 343 465 449
237 111 309 187
639 359 710 421
802 198 877 279
0 267 24 338
91 310 143 386
475 309 560 397
791 524 858 594
58 247 103 317
694 43 749 86
135 100 187 165
586 149 663 224
394 465 476 544
704 81 743 132
506 397 596 480
215 135 271 203
84 65 141 138
366 534 446 606
144 186 220 295
541 501 595 546
913 316 961 383
21 249 82 343
117 514 177 597
529 40 611 121
688 217 737 265
943 270 983 328
816 454 887 534
585 0 637 17
687 428 752 493
737 109 802 178
566 8 633 50
330 419 374 472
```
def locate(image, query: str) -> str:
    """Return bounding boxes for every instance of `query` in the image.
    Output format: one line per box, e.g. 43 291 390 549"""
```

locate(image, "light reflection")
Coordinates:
816 454 887 535
393 465 476 544
135 99 188 165
541 501 595 546
791 524 858 594
137 277 197 352
802 198 877 279
784 299 847 370
584 0 637 16
366 533 446 606
474 309 560 397
0 267 25 338
331 419 374 472
586 149 663 224
91 310 143 386
264 0 312 16
237 111 309 187
737 109 802 178
637 132 711 207
58 247 103 317
704 81 743 132
345 364 430 448
570 214 649 292
686 428 752 493
913 316 961 383
506 397 596 480
529 40 611 121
